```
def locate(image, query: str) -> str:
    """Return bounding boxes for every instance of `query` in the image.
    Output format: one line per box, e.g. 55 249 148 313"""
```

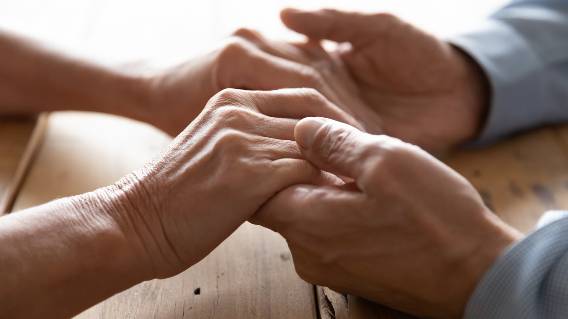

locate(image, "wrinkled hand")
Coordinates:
98 88 341 278
253 117 521 318
141 34 362 136
233 9 489 153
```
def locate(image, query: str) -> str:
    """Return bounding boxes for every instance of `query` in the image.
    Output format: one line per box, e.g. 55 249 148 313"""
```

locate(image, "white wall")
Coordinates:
0 0 508 67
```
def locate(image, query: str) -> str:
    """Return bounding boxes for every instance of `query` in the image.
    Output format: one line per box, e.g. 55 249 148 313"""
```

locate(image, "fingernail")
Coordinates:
295 117 327 149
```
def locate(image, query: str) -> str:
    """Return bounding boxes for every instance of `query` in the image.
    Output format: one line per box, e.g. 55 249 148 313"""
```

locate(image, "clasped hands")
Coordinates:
93 8 520 319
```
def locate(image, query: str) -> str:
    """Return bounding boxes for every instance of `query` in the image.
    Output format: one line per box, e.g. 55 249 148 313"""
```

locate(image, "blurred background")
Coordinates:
0 0 509 68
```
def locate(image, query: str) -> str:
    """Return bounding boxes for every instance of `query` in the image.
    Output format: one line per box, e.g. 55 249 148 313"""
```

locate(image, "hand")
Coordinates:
0 87 356 318
96 88 340 278
233 9 489 153
0 30 355 136
140 37 362 136
253 117 522 318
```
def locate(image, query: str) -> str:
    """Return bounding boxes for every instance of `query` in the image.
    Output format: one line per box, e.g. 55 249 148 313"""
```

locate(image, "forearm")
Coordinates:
0 188 151 318
0 30 151 122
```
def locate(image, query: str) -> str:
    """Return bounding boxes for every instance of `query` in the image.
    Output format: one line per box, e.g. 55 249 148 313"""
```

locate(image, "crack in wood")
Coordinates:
319 288 336 319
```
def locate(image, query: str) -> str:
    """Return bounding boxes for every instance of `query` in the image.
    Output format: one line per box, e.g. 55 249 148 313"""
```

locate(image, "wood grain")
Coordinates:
450 126 568 231
317 287 414 319
0 115 44 215
11 112 317 319
10 113 568 319
78 223 316 319
317 126 568 318
12 115 568 319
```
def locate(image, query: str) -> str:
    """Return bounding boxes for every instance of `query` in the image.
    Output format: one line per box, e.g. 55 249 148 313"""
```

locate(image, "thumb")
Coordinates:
281 8 393 45
295 117 375 181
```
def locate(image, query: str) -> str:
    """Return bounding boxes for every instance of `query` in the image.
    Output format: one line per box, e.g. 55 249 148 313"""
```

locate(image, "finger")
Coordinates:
233 28 311 64
250 184 317 229
250 137 303 159
217 39 323 91
241 108 300 141
209 98 298 140
259 117 297 141
280 8 395 45
258 142 344 187
293 40 330 61
247 89 362 130
233 28 331 67
294 117 379 181
217 40 352 119
249 116 297 141
259 159 324 207
209 89 359 140
251 183 361 232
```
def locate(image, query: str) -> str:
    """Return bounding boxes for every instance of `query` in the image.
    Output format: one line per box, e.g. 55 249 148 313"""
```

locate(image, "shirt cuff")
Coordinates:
449 20 545 145
537 210 568 228
464 216 568 318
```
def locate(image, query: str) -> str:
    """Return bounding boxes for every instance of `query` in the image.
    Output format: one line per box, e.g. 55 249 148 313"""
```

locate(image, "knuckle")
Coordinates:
320 8 340 17
305 69 324 88
371 12 403 32
214 129 249 153
234 156 259 177
298 87 327 105
220 38 251 59
373 12 399 24
214 38 254 89
216 87 242 102
213 105 251 128
232 27 259 40
209 88 245 108
299 67 324 88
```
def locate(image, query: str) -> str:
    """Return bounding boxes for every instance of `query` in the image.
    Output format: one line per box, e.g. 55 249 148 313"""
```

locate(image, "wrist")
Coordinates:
90 170 186 279
449 45 490 145
96 71 156 125
451 208 522 317
141 65 205 136
0 187 155 317
66 186 156 283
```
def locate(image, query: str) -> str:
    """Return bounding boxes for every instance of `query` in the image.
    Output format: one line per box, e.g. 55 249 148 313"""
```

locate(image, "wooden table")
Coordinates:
2 113 568 319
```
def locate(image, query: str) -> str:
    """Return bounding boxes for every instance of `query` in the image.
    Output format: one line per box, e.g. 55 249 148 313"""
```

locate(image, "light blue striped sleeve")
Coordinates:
448 1 568 316
465 214 568 318
449 0 568 145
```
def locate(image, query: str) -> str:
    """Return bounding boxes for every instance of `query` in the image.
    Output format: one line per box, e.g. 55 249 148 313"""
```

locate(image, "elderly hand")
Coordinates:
96 88 341 278
1 88 356 319
141 35 362 136
253 117 522 318
233 9 489 153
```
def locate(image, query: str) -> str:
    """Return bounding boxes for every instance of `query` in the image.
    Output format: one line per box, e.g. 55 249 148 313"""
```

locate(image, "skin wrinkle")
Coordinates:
255 115 522 318
108 89 327 279
0 90 326 315
0 6 528 318
108 179 177 277
279 8 492 152
127 172 187 275
69 190 158 277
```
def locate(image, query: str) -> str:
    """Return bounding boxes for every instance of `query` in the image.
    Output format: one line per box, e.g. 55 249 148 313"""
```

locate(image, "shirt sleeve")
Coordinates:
465 215 568 318
449 0 568 145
